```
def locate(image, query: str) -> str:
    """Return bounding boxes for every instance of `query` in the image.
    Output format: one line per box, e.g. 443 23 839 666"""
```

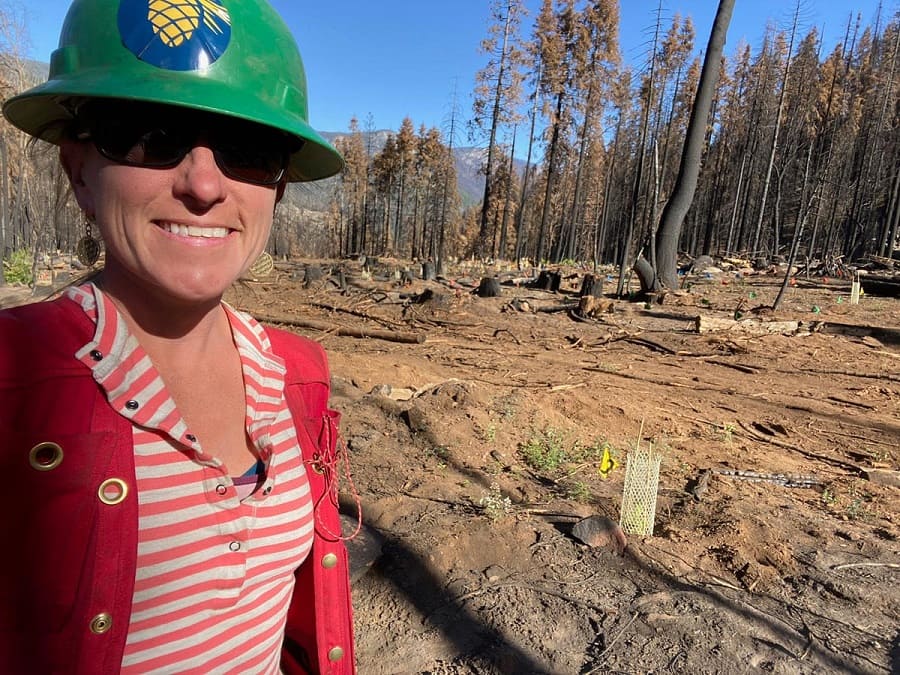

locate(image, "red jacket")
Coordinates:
0 297 355 674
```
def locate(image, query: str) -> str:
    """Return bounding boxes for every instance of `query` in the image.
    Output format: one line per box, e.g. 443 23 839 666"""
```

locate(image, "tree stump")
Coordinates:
304 265 324 288
534 270 561 292
579 274 604 298
476 276 501 297
422 261 436 281
334 268 348 291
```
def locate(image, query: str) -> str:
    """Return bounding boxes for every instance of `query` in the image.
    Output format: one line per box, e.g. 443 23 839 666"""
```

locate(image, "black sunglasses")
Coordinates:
75 103 295 186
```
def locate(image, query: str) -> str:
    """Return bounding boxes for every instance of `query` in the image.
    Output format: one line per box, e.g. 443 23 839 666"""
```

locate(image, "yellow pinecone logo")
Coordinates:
147 0 230 48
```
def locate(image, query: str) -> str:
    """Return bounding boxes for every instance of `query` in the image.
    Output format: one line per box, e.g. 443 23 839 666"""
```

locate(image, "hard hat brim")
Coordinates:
3 74 343 183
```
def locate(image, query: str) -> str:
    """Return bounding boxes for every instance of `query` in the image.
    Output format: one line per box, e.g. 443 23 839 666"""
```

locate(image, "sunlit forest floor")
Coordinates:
5 255 898 674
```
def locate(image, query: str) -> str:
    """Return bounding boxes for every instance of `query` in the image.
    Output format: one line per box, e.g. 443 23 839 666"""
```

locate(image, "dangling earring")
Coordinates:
76 215 101 266
248 251 275 279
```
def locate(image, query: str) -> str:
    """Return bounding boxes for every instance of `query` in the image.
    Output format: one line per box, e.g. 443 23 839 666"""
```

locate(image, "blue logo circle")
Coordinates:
118 0 232 72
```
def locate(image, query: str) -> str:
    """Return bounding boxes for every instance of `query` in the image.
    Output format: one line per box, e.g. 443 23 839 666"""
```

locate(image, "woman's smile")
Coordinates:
156 221 233 241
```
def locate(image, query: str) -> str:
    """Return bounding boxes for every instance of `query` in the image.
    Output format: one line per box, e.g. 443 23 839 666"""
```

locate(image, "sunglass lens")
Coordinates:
216 144 287 185
93 122 187 168
130 128 187 166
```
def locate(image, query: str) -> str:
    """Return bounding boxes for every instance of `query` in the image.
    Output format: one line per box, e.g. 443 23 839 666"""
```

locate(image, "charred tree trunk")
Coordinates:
476 5 515 258
536 93 564 265
515 57 542 268
655 0 734 289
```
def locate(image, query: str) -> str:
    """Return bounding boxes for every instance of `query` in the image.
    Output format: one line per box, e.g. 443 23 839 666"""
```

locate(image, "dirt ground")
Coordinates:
4 257 899 674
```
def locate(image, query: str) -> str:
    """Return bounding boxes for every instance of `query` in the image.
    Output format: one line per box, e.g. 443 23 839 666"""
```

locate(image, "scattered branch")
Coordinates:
253 312 425 344
737 421 863 474
831 562 900 571
583 612 640 673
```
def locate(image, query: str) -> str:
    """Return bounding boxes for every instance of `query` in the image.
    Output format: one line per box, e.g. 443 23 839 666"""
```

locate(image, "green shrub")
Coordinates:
520 427 568 472
3 249 32 285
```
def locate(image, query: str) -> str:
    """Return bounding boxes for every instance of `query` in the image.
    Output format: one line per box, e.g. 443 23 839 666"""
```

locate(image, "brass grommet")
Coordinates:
321 553 338 569
97 478 128 505
327 646 345 662
311 463 325 474
89 612 112 634
28 442 64 471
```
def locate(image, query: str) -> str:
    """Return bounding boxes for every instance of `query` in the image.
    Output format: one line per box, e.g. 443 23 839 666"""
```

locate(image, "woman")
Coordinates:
0 1 354 673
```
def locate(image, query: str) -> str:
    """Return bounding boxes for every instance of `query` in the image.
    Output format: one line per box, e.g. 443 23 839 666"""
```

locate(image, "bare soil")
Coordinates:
6 258 899 674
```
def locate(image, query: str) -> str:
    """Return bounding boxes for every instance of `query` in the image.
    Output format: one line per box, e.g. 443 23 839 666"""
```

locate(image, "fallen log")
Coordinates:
695 315 805 336
252 313 426 344
818 321 900 346
535 303 576 313
861 468 900 488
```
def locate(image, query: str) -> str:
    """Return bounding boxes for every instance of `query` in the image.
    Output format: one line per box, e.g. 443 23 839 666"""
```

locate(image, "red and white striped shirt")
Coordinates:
66 284 314 674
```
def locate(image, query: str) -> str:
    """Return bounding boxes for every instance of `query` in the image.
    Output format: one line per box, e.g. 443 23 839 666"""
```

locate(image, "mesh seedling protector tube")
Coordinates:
619 445 662 536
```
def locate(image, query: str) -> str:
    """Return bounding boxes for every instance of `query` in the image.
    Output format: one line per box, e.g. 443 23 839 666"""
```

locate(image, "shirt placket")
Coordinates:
72 284 255 593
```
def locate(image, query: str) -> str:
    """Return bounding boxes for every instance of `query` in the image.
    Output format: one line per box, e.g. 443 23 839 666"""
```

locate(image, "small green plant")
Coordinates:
872 447 893 463
845 485 874 521
491 394 518 422
718 423 736 443
478 482 512 521
571 439 609 462
565 480 591 503
430 445 449 469
846 498 870 520
520 427 568 472
3 249 33 285
482 423 496 443
820 485 873 520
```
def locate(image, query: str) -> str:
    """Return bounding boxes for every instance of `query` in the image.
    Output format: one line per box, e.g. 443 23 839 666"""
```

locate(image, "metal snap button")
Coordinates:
89 349 103 361
327 646 345 662
89 612 112 634
229 541 241 552
28 442 64 471
97 478 128 505
125 400 139 410
321 553 338 569
216 484 227 495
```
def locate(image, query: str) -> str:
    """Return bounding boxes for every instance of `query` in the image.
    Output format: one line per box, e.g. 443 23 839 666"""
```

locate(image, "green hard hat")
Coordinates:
2 0 342 182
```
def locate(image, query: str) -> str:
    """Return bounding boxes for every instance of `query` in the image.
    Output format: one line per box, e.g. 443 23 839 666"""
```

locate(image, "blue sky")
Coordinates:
21 0 896 143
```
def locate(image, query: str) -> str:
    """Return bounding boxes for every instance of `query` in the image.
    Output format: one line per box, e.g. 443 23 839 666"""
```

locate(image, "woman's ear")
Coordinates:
59 140 95 216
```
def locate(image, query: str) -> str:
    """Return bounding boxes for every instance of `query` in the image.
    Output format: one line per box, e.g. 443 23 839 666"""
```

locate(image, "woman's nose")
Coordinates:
172 144 227 207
